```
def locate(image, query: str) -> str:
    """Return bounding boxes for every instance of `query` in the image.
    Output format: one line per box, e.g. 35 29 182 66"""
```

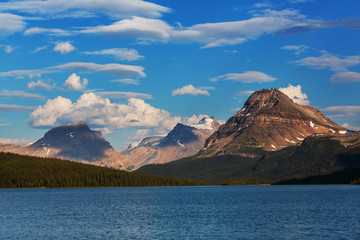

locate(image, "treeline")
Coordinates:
273 167 360 185
0 152 203 188
137 137 360 183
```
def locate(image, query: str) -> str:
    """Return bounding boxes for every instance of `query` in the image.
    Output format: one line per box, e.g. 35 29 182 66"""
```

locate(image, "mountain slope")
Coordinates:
136 88 359 181
5 121 132 169
136 132 360 181
123 117 220 170
203 88 347 155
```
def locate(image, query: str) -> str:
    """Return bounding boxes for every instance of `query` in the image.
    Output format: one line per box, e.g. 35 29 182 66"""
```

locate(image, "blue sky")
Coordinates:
1 0 360 150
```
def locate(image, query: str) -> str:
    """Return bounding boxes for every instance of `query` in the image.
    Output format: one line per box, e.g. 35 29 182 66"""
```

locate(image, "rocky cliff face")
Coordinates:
9 121 132 169
124 117 221 170
203 88 348 155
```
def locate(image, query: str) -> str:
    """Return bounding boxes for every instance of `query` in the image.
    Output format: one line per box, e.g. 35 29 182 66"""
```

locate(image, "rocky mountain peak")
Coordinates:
204 88 348 153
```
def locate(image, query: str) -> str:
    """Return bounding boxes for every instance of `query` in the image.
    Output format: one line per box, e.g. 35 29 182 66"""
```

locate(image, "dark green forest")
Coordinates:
0 152 203 188
137 136 360 184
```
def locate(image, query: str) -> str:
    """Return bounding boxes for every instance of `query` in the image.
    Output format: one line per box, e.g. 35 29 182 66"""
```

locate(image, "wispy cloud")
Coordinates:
0 62 146 79
172 84 211 96
25 27 72 36
0 104 36 112
0 13 26 36
211 71 276 83
110 78 140 85
83 48 144 61
0 138 32 145
27 80 53 90
31 46 47 53
294 51 360 72
236 90 254 96
0 89 45 99
280 44 309 55
0 0 171 19
330 71 360 84
323 106 360 118
95 91 152 99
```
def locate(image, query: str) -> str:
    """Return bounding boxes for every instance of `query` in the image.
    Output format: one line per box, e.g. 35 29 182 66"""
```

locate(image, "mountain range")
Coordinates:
1 88 359 182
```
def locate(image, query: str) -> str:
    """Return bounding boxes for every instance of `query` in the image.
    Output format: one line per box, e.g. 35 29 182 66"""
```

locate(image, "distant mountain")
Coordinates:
136 88 360 182
3 121 132 170
123 117 221 170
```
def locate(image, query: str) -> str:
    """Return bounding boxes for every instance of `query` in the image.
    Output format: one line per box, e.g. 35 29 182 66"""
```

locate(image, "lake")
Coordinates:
1 185 359 239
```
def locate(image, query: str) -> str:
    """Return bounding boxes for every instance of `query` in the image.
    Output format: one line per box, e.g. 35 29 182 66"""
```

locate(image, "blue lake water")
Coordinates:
1 185 360 239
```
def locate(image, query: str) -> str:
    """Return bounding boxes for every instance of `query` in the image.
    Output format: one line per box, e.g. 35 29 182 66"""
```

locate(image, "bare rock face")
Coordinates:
124 117 221 170
204 88 348 155
10 121 132 169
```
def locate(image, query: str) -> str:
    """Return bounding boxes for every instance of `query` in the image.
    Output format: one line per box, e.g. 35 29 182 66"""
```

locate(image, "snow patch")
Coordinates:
310 121 315 128
271 144 276 149
191 117 214 130
177 140 184 147
339 130 347 135
330 129 335 133
296 137 304 141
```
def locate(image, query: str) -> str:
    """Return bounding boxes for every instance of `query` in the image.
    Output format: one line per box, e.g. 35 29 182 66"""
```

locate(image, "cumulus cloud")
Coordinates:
0 104 36 112
294 51 360 72
181 114 209 126
54 42 75 54
4 45 14 54
280 44 309 55
0 0 171 19
64 73 88 90
83 48 144 61
279 84 309 105
27 80 53 90
0 13 26 35
211 71 276 83
110 78 140 85
0 89 45 99
172 85 211 96
330 71 360 84
95 91 152 99
0 62 146 79
28 93 181 131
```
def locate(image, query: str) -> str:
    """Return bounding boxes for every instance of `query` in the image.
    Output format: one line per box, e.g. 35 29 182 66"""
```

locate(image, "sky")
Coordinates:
0 0 360 150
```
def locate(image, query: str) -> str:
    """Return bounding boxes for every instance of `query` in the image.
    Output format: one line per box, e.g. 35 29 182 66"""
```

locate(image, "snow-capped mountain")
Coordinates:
203 88 349 156
123 117 221 170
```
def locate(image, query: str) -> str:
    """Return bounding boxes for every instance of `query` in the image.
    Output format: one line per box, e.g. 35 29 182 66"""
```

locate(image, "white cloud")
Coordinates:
83 48 144 61
28 93 182 131
172 85 211 96
294 51 360 72
54 42 75 55
323 106 360 118
31 46 47 53
281 44 309 55
0 13 26 35
25 27 72 36
211 71 276 83
95 91 152 99
81 16 172 40
330 71 360 84
110 78 140 85
0 89 45 99
64 73 88 90
0 62 146 79
236 90 254 95
0 0 171 19
342 123 360 131
279 84 309 105
4 45 14 54
27 80 53 90
0 138 32 145
0 104 36 112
